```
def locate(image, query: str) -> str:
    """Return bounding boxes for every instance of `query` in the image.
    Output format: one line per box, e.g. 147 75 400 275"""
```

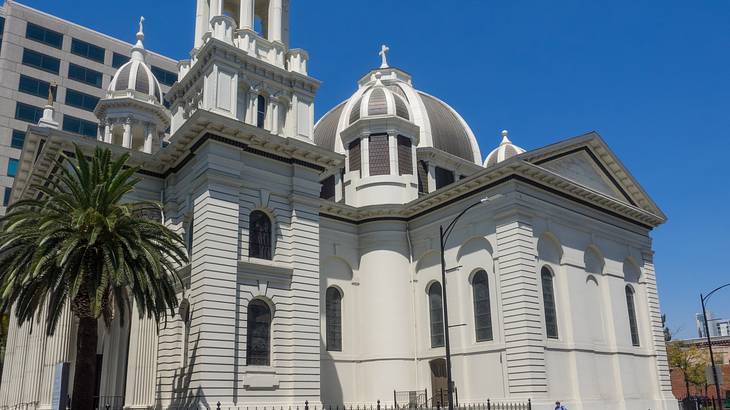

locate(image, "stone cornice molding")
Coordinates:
416 147 484 175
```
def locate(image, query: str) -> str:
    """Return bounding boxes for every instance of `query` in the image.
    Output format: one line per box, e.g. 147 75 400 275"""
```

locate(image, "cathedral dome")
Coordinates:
484 130 526 167
107 17 163 105
314 66 481 164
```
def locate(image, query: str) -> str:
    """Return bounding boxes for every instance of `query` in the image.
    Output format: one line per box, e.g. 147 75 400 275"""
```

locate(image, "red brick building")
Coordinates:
670 337 730 401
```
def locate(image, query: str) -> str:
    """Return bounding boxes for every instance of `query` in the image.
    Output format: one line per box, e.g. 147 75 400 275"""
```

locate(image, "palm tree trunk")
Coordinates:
72 316 98 410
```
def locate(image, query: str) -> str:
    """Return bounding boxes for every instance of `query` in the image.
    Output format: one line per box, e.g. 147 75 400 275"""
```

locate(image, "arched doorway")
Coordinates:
429 358 448 407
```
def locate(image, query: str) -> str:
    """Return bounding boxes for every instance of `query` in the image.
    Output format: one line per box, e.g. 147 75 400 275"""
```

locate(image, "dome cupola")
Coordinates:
107 17 164 104
95 17 170 154
483 130 526 167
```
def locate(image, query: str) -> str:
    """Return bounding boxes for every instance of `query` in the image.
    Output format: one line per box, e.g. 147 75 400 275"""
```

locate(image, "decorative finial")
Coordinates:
131 16 147 62
47 81 57 106
379 44 390 69
500 130 511 145
138 16 145 40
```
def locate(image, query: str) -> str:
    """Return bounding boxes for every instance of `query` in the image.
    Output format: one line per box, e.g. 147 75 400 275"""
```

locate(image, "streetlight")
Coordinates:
439 196 494 410
701 283 730 404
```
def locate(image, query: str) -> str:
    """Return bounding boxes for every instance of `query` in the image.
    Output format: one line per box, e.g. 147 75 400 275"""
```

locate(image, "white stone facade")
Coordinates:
0 2 676 410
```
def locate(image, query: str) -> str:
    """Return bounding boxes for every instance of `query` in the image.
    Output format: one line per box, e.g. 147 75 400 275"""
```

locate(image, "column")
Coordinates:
240 0 253 30
388 132 397 175
103 123 112 144
495 210 548 397
246 89 258 126
361 135 370 178
97 123 104 142
268 0 283 42
123 303 159 410
122 121 132 149
38 306 74 409
209 0 222 22
269 99 279 135
143 124 154 154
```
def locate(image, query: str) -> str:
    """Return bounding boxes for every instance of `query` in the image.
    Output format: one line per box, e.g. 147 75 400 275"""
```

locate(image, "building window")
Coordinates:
472 270 493 342
65 89 100 112
18 75 52 99
417 160 428 194
0 17 5 52
22 49 61 74
249 210 272 260
397 135 413 175
626 286 640 346
428 282 445 348
349 139 361 174
11 130 26 150
326 287 343 352
151 66 177 86
70 38 105 63
369 134 390 176
435 167 455 189
25 23 63 49
541 267 559 339
186 214 194 258
246 300 271 366
320 175 336 201
111 52 130 69
68 63 103 88
62 115 97 138
7 158 19 178
256 95 266 128
15 102 43 123
3 187 10 207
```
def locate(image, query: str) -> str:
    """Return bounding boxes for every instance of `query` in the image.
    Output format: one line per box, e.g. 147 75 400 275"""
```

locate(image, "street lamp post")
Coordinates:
439 197 491 410
700 283 730 405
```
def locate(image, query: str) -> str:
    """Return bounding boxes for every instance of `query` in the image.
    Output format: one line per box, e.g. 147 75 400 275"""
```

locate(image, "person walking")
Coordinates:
554 401 567 410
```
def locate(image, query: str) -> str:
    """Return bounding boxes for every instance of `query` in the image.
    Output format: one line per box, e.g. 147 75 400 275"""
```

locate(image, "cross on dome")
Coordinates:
379 44 390 69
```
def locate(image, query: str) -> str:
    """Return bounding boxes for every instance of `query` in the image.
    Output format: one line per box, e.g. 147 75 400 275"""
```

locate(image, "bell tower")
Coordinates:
169 0 315 141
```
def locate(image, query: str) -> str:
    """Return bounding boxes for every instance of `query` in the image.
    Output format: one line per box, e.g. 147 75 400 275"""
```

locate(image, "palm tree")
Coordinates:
0 145 188 410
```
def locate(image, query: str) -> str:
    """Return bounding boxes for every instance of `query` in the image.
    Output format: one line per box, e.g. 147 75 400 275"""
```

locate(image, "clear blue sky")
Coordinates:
18 0 730 338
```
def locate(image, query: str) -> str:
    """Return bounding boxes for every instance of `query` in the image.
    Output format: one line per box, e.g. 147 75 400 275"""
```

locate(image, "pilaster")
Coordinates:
495 210 548 396
38 306 74 409
124 303 159 410
642 250 674 400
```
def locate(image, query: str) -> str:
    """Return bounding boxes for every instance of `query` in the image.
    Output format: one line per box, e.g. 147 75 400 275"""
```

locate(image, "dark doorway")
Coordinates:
430 358 448 407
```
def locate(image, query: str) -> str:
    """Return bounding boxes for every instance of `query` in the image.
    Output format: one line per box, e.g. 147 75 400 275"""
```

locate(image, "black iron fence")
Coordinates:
210 399 532 410
93 396 124 410
678 397 730 410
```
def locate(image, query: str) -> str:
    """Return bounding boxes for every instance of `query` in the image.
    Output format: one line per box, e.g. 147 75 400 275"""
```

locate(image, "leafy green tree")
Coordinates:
668 341 710 397
0 146 188 410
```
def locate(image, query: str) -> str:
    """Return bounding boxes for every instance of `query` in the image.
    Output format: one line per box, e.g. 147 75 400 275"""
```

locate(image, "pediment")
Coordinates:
536 149 631 203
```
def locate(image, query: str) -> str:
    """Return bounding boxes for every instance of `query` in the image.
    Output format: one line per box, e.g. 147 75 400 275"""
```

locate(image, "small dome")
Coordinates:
106 17 163 104
109 60 163 103
484 130 526 167
347 84 411 124
314 68 482 164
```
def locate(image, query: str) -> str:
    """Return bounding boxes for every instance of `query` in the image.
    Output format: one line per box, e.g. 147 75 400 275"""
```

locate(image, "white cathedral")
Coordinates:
0 1 676 410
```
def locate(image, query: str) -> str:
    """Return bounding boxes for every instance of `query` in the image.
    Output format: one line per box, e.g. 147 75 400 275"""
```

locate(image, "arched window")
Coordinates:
246 300 272 366
257 95 267 128
428 282 445 348
326 287 342 352
541 267 559 339
472 270 493 342
625 286 640 346
249 210 272 260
